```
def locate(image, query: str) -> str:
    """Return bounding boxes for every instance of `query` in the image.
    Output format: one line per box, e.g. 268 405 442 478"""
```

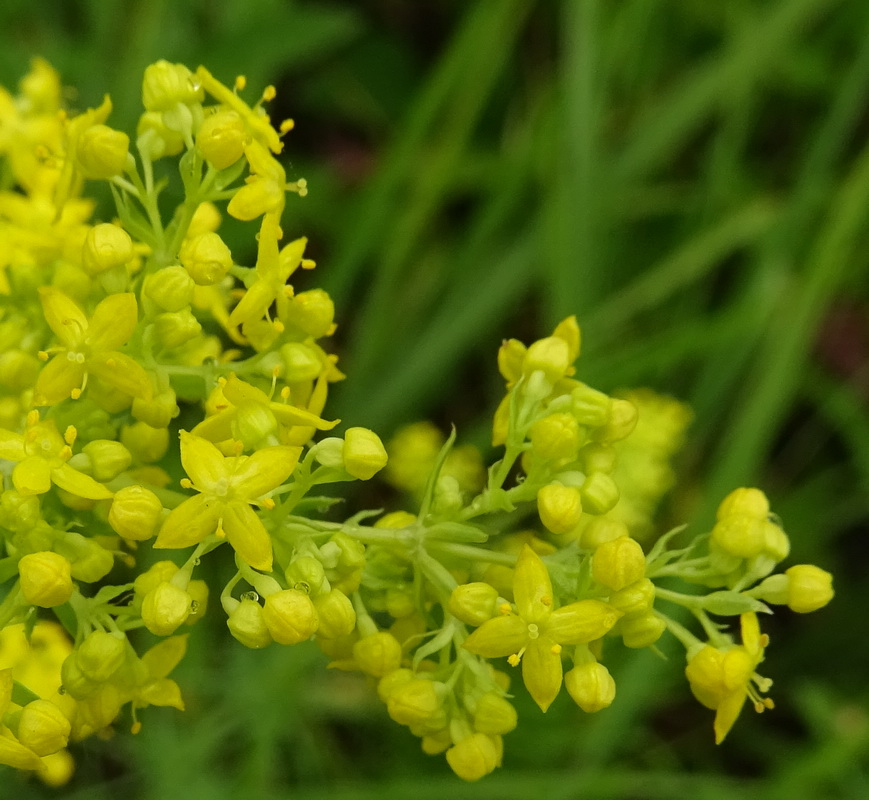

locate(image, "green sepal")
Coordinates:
702 591 771 616
52 601 79 638
11 679 40 706
418 427 457 520
0 557 20 584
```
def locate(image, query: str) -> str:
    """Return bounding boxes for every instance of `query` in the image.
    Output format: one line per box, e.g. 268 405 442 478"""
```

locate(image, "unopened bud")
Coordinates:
16 699 71 756
472 691 517 735
180 232 233 285
196 110 246 169
313 589 356 639
580 471 620 515
592 536 645 592
143 266 195 311
76 630 127 682
142 581 192 635
343 427 388 480
716 487 770 521
18 551 73 607
445 732 500 782
565 661 616 713
620 612 666 648
262 589 319 645
353 632 402 677
108 485 163 541
77 125 130 178
537 483 583 534
522 336 570 383
82 224 133 274
227 598 273 648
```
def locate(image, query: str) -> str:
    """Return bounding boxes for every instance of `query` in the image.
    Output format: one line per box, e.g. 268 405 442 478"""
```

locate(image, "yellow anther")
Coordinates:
550 643 562 655
261 498 275 510
234 75 247 91
507 654 520 667
64 425 77 445
262 85 276 102
541 595 552 607
70 388 82 400
280 118 295 133
59 445 72 460
301 258 316 269
131 721 143 735
280 386 290 400
217 376 227 387
498 602 512 616
27 410 40 426
38 350 49 361
272 319 285 333
180 478 194 489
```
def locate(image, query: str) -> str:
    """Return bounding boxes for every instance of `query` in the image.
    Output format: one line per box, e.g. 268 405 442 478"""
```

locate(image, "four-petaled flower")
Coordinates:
463 545 621 711
154 431 298 571
684 612 773 744
35 288 152 405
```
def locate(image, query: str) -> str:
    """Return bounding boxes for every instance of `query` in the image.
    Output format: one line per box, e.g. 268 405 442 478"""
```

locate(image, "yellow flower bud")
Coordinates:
82 223 134 274
537 483 583 534
67 538 114 583
180 232 233 285
262 589 319 645
284 556 327 595
143 266 195 312
579 516 629 550
38 748 75 788
597 397 638 443
376 668 413 703
711 514 766 559
421 729 453 755
385 586 416 619
137 111 185 159
280 342 323 382
142 60 203 111
16 699 71 757
522 336 570 383
196 110 246 169
134 560 178 597
497 338 526 383
227 598 273 648
142 581 192 636
353 632 403 677
121 421 170 462
572 384 612 427
228 178 284 221
18 552 73 608
108 485 163 541
530 413 582 462
81 439 132 482
473 691 518 735
716 487 770 521
287 289 335 338
445 732 500 782
592 536 645 592
76 124 130 178
386 678 443 727
188 201 222 237
609 578 655 618
313 589 356 639
60 655 98 699
153 308 203 349
761 520 790 563
448 582 500 626
784 564 834 613
565 661 616 712
343 427 388 480
580 471 620 515
76 630 127 682
620 611 666 648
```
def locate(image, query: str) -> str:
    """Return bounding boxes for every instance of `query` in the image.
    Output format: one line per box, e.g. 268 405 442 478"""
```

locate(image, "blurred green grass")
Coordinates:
2 0 868 797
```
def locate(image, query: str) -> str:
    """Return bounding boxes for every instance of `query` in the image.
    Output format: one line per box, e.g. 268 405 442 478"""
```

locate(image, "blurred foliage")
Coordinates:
2 0 868 797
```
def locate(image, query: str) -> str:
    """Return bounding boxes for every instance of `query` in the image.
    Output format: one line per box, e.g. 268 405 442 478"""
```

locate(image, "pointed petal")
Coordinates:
178 431 227 490
51 463 113 499
39 287 87 347
740 612 761 656
190 410 235 443
277 236 307 280
462 615 527 658
155 494 220 549
228 280 274 327
222 502 273 571
548 600 621 645
513 545 553 624
35 356 85 404
87 293 137 350
88 352 153 400
0 430 26 461
222 374 270 406
0 732 43 770
714 689 748 744
0 670 12 717
230 446 299 498
142 635 188 679
522 637 563 712
270 402 337 431
13 456 52 495
138 678 185 710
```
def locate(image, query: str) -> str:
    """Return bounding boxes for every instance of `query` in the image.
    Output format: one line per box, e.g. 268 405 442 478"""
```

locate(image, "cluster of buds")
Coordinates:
0 58 833 787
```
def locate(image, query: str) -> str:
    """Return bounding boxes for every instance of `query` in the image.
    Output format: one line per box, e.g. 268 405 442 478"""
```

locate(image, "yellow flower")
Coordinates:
684 612 773 744
154 431 299 571
35 288 152 405
227 140 306 222
463 545 620 711
124 635 189 734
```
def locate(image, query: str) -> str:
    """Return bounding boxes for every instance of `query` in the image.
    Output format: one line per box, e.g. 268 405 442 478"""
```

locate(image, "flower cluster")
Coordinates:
0 60 834 785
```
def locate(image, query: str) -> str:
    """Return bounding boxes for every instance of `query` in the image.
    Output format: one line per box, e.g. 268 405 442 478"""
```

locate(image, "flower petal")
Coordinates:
513 545 553 624
87 293 137 351
13 456 52 495
221 374 270 407
714 689 748 744
141 634 189 679
88 352 153 400
0 429 26 462
34 356 85 405
0 732 43 770
155 494 220 549
462 615 527 659
51 463 113 500
178 431 227 490
270 402 337 431
222 502 272 571
190 410 235 443
138 678 185 710
38 287 87 347
548 600 621 645
230 445 299 498
522 637 563 712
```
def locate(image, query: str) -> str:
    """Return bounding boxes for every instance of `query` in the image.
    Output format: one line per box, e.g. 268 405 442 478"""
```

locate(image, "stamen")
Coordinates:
234 75 247 92
280 119 295 134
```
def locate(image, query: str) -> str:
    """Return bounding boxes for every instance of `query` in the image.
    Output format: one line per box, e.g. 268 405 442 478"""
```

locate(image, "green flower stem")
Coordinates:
426 540 517 567
657 610 703 652
655 587 705 610
0 584 23 628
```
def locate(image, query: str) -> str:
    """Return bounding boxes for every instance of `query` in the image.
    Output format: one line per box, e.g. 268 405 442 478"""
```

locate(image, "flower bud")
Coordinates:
108 485 163 541
376 668 414 703
472 692 517 735
16 699 71 756
522 336 570 382
287 289 335 338
60 655 98 700
579 517 629 550
620 611 666 648
580 471 620 515
445 732 500 782
142 60 202 111
448 582 499 627
353 632 402 677
609 578 655 618
716 487 770 521
227 598 273 648
131 391 179 431
280 342 323 382
143 266 195 311
76 630 127 682
313 589 356 639
386 679 443 727
497 338 526 383
133 560 178 597
196 110 246 169
81 439 132 482
228 178 285 221
284 556 327 595
784 564 834 613
77 125 130 178
136 111 185 159
384 586 416 618
66 537 114 583
592 536 645 591
530 413 582 462
572 384 612 427
343 427 388 480
82 223 133 274
142 581 192 636
180 232 233 285
761 520 790 563
711 514 765 559
537 483 582 534
565 661 616 712
153 308 202 349
597 398 638 443
262 589 319 645
38 748 75 788
18 552 73 607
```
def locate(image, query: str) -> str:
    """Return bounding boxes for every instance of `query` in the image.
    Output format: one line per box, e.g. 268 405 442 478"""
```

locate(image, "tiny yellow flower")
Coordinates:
463 545 620 712
154 431 299 571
